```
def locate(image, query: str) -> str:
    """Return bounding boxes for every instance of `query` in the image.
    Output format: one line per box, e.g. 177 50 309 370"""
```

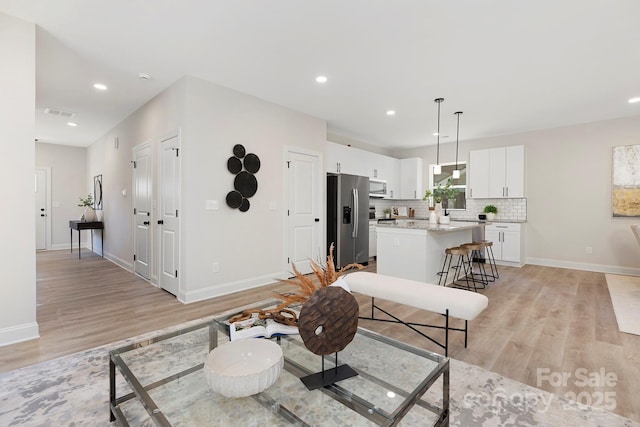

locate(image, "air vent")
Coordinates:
44 107 76 118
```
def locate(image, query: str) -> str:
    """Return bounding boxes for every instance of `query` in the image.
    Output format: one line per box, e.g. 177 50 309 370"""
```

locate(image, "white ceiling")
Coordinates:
2 0 640 149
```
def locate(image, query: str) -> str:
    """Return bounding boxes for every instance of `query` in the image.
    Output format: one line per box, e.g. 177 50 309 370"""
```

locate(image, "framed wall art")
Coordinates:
94 174 103 210
612 145 640 217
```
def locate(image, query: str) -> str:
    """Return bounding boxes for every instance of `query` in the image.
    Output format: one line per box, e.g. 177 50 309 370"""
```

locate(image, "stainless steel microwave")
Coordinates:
369 179 387 198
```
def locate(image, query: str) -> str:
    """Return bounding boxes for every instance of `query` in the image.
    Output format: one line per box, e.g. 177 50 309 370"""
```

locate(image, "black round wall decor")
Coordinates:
234 171 258 198
226 190 243 209
226 145 260 212
243 153 261 174
233 144 246 158
227 157 242 174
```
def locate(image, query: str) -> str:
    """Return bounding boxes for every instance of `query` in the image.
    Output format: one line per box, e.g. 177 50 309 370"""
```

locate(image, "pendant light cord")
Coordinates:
434 98 444 165
455 111 462 170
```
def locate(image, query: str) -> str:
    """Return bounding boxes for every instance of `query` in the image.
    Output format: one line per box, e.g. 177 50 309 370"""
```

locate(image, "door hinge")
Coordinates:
287 161 290 168
176 209 178 217
287 257 290 264
171 147 179 156
287 210 290 216
175 270 178 278
133 254 136 261
131 161 136 168
134 208 137 215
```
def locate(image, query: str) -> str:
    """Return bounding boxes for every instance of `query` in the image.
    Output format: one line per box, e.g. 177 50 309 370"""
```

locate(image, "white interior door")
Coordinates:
133 143 152 280
286 150 321 275
159 134 180 296
35 169 47 250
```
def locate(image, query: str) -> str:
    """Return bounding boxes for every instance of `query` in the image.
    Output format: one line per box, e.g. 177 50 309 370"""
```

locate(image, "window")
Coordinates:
429 162 467 210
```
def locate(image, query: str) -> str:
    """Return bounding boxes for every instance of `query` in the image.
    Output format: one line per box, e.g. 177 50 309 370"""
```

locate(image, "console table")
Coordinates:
69 220 104 259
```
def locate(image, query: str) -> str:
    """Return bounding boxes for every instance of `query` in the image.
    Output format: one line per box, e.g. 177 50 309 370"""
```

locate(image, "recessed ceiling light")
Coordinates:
315 75 328 83
386 110 396 116
67 122 78 127
138 73 151 81
629 97 640 104
93 83 107 90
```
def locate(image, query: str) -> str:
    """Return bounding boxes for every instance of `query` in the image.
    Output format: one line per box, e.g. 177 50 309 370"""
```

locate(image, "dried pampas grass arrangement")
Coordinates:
273 243 364 309
229 243 364 326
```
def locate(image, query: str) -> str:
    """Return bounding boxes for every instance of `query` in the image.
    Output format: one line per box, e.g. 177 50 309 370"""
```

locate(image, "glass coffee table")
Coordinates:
109 304 449 426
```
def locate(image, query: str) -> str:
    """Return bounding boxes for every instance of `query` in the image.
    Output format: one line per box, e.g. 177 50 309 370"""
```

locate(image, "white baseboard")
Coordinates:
179 271 286 304
526 257 640 276
0 322 39 347
50 243 72 251
105 252 134 272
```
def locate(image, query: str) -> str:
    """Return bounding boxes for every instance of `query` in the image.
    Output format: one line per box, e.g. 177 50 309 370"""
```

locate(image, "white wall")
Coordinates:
35 143 87 248
180 76 326 302
396 114 640 274
87 75 326 302
0 13 39 346
87 78 187 272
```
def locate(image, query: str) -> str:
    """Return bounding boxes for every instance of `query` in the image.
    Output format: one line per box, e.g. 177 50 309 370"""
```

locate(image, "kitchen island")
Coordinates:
376 220 485 285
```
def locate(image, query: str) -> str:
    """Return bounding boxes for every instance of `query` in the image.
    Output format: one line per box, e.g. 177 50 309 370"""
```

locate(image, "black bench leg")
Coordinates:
445 309 449 357
464 320 468 348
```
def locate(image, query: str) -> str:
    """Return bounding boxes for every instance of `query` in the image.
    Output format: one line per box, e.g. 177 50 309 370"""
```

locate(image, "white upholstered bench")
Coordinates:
344 271 489 356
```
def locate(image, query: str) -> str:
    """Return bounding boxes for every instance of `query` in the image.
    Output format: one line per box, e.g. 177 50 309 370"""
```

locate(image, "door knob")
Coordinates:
157 220 164 225
40 214 45 217
314 218 320 222
40 208 45 211
143 221 150 225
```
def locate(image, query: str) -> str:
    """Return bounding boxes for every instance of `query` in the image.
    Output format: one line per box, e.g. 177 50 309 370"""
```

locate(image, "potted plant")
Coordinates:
383 208 391 219
422 189 433 206
433 179 458 216
483 204 498 220
78 194 97 222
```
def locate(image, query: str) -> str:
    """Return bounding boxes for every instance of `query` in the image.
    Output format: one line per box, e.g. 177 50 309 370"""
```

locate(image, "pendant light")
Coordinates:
433 98 444 175
453 111 463 179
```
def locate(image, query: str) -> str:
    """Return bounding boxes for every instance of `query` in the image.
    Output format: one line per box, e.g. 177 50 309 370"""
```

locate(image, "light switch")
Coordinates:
206 200 219 210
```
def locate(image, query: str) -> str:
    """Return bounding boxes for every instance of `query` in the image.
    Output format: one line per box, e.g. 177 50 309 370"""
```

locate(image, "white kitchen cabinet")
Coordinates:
326 142 363 175
369 221 377 258
383 155 400 199
468 149 490 198
485 222 522 265
469 145 524 198
399 158 423 199
326 141 402 198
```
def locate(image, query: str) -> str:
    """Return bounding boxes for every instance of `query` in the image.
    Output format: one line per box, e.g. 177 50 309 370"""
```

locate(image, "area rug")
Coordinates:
0 313 638 426
605 273 640 336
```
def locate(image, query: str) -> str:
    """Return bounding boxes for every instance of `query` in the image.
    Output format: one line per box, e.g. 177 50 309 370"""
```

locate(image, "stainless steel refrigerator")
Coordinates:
327 173 369 268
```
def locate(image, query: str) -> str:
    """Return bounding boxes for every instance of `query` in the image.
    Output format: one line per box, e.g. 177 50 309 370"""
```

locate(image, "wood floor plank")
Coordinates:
0 250 639 422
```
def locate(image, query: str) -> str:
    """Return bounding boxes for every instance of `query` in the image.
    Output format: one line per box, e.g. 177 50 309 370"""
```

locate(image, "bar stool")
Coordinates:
437 246 475 291
460 242 490 289
474 240 499 281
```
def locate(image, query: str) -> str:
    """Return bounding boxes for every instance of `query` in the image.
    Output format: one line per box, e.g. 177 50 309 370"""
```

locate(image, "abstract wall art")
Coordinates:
612 144 640 217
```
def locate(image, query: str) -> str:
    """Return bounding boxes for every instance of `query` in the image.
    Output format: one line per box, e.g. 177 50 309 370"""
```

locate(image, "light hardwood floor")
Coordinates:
1 249 639 422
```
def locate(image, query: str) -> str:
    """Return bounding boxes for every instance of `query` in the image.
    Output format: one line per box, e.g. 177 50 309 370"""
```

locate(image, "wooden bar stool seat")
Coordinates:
473 240 499 281
438 246 476 291
460 242 489 289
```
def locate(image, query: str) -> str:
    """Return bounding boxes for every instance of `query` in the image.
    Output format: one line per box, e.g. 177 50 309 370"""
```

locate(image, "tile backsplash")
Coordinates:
371 198 527 222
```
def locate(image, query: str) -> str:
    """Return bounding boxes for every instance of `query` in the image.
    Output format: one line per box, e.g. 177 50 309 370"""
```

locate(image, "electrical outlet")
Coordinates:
212 262 220 272
586 246 593 254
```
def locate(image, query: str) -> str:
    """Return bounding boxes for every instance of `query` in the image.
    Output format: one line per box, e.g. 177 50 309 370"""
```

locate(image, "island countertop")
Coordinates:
376 219 484 232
